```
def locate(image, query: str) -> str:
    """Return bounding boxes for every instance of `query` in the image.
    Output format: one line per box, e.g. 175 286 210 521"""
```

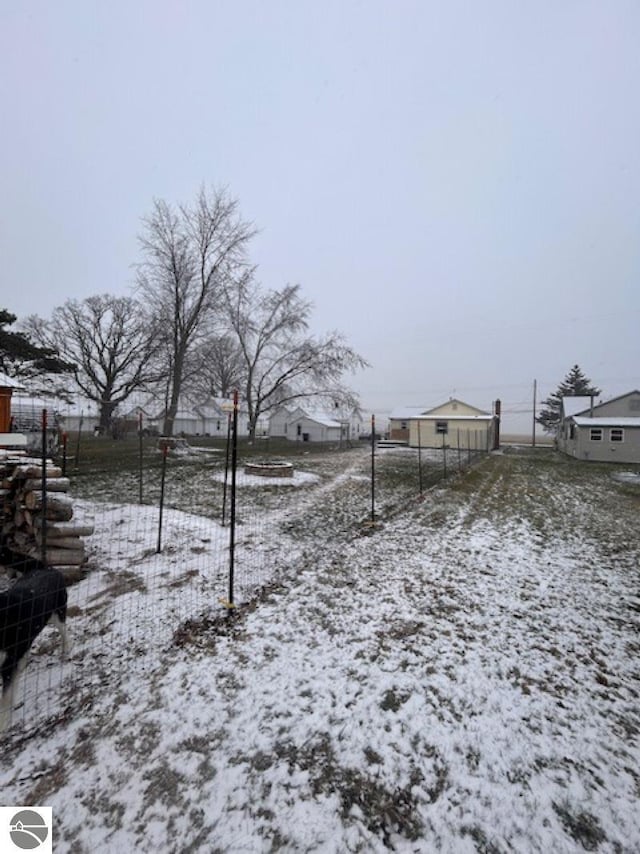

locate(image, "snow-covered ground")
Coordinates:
1 447 639 852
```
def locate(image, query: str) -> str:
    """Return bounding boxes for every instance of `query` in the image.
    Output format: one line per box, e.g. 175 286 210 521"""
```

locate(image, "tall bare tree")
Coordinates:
221 276 367 440
136 186 255 435
25 294 161 432
185 334 246 400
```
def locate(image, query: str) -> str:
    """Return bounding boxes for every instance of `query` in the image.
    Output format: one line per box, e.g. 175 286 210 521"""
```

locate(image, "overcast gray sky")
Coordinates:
1 1 638 432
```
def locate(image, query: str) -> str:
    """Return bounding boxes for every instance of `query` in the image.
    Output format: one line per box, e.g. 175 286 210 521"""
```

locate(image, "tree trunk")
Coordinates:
163 351 185 436
99 399 117 434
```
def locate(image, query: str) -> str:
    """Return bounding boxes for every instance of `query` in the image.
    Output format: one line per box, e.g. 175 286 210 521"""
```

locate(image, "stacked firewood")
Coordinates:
1 450 94 582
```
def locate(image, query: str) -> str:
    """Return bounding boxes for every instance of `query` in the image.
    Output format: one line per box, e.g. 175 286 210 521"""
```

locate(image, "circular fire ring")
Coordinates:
244 460 294 478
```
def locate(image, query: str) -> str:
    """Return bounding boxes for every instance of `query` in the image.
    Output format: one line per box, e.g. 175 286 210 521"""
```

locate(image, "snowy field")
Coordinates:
1 446 639 852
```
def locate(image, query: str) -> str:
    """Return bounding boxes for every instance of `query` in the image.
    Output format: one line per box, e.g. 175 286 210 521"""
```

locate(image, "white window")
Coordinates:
590 428 603 441
610 428 624 443
436 421 448 435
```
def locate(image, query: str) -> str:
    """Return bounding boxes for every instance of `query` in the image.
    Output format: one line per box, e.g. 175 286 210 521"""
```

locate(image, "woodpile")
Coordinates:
1 449 94 583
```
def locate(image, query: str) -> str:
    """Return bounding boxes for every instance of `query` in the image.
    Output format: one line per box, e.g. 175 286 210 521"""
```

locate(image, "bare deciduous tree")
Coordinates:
25 294 161 432
136 186 255 435
221 276 367 440
185 334 246 400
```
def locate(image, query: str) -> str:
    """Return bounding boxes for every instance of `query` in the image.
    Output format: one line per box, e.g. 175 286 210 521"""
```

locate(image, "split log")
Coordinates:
15 530 85 551
11 464 63 479
25 547 86 566
3 456 92 583
13 508 27 527
23 492 73 514
34 534 86 551
33 519 95 537
22 477 71 492
22 495 73 522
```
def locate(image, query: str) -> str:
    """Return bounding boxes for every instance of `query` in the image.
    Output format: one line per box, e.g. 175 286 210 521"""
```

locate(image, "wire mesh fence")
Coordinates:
1 419 491 737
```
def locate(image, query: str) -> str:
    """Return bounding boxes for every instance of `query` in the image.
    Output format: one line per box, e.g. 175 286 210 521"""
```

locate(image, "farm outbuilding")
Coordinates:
407 399 496 450
8 394 62 453
269 404 362 443
286 410 343 443
558 390 640 464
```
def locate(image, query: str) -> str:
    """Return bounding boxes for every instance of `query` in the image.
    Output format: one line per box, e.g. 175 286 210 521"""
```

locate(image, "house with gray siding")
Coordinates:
558 390 640 463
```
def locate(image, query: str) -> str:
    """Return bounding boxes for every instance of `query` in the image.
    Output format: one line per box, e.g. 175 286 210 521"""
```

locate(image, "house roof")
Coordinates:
291 413 342 428
414 414 493 422
561 396 594 418
389 407 428 421
573 416 640 428
593 389 640 410
423 397 489 416
0 372 24 389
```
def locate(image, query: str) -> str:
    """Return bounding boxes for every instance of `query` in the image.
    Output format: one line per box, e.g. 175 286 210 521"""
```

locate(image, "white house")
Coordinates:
408 399 495 450
269 404 363 443
389 399 496 449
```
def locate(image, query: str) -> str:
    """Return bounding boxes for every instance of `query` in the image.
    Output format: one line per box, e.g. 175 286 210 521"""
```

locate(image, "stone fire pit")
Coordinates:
244 460 294 478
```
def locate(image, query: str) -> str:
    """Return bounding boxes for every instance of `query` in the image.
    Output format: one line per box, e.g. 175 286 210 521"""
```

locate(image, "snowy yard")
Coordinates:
1 446 639 852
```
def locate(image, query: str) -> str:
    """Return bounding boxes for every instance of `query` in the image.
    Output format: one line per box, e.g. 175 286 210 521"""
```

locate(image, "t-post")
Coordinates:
221 409 233 525
417 419 423 496
370 414 376 524
41 409 48 565
138 412 144 504
228 390 239 613
157 443 168 553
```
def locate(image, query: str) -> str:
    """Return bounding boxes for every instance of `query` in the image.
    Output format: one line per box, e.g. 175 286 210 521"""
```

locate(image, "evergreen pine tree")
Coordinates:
536 365 602 434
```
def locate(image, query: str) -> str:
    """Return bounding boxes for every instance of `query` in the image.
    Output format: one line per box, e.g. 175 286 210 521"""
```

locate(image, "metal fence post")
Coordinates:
75 411 83 470
370 414 376 523
138 412 144 504
41 409 48 566
222 410 232 526
157 444 168 553
417 420 423 495
442 433 448 479
228 390 239 612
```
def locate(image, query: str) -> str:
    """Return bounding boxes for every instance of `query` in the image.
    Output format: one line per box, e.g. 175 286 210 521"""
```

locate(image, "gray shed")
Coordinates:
558 390 640 463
